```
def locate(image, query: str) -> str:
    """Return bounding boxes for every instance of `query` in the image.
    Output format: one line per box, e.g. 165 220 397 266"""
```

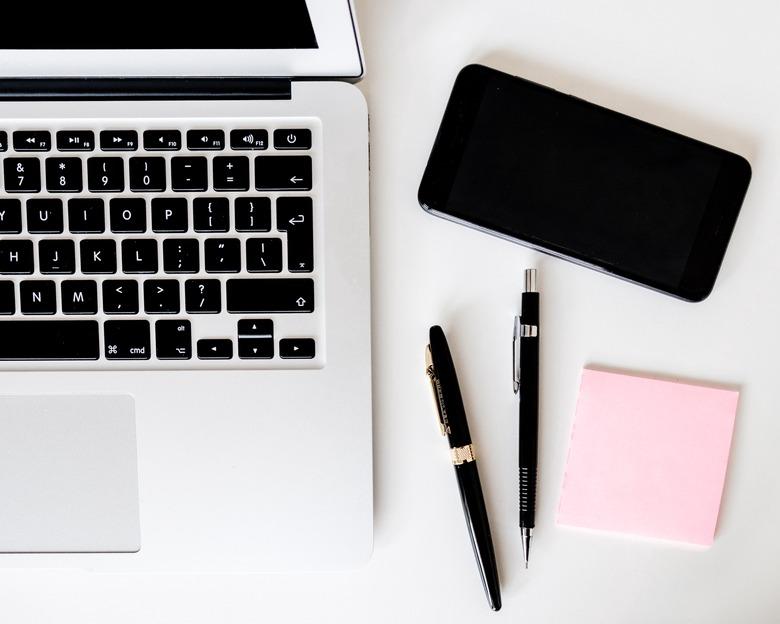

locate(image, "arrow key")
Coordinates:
238 337 273 360
197 339 233 360
280 338 315 359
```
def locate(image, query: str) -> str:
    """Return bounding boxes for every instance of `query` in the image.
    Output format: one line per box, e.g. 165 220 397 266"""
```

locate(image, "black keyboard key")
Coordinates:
277 197 313 272
104 320 150 360
280 338 316 359
45 157 83 193
121 239 158 273
152 197 188 232
68 198 105 233
144 280 180 314
3 158 41 193
155 319 191 359
238 338 274 359
39 239 75 274
0 281 14 314
171 157 207 192
237 319 273 360
255 156 312 191
0 131 6 151
226 278 314 313
187 130 224 151
197 339 232 360
230 129 268 150
0 240 34 274
56 130 95 152
213 156 249 191
143 130 181 151
80 239 116 274
205 238 240 273
185 279 221 313
102 280 139 314
235 197 271 232
246 238 282 273
163 238 199 273
13 131 50 152
100 130 138 151
110 198 146 233
87 157 125 192
237 318 273 337
0 320 98 360
129 157 166 192
27 199 63 233
20 280 56 314
0 199 22 233
193 197 229 232
61 280 97 315
274 129 312 150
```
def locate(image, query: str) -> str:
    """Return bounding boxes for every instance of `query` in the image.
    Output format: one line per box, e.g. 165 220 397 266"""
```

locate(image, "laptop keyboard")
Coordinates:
0 119 323 369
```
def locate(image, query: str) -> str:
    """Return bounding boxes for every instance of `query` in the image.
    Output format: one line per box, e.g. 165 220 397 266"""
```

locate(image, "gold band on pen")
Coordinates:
451 444 476 465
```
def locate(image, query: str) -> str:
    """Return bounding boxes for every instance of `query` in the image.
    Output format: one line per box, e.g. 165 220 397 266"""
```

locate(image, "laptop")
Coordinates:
0 1 372 572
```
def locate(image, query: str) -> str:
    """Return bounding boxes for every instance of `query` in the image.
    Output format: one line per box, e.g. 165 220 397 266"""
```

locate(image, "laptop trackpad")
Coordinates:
0 395 140 553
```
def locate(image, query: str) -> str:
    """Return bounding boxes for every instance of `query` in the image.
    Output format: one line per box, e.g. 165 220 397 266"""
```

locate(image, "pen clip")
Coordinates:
425 344 449 436
513 316 521 394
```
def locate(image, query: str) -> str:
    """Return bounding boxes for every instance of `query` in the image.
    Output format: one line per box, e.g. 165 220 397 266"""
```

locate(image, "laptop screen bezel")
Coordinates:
0 0 363 80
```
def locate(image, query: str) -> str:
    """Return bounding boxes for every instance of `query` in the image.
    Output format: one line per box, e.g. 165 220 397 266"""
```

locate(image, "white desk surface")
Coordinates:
4 1 780 621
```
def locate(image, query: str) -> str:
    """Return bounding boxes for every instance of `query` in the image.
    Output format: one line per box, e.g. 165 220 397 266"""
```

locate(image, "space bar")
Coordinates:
0 321 100 360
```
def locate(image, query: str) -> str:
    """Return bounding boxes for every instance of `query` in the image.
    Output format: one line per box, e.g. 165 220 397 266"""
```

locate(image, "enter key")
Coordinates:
277 197 313 273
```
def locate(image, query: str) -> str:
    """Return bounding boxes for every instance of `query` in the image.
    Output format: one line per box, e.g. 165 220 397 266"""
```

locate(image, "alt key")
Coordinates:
279 338 315 359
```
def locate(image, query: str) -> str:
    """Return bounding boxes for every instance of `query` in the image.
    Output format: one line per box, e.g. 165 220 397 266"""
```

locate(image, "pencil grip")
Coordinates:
519 465 537 528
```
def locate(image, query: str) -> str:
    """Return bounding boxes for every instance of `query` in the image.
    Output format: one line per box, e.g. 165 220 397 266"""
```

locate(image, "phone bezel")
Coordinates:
418 64 752 302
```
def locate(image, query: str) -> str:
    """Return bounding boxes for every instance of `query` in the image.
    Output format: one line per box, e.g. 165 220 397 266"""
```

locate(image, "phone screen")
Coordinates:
419 65 751 300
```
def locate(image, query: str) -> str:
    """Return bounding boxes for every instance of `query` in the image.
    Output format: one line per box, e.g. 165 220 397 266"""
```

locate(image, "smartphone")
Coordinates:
418 64 752 301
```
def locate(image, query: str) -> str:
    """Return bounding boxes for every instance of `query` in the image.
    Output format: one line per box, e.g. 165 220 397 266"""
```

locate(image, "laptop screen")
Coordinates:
1 1 318 49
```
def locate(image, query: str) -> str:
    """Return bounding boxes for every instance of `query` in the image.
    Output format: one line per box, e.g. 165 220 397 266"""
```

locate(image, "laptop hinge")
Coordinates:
0 78 292 101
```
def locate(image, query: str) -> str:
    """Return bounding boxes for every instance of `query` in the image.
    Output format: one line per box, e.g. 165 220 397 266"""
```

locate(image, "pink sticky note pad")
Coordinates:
557 368 739 546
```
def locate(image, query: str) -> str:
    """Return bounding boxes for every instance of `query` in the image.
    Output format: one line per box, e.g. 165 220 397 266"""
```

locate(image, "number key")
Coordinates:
87 157 124 192
3 158 41 193
129 157 166 192
45 157 83 193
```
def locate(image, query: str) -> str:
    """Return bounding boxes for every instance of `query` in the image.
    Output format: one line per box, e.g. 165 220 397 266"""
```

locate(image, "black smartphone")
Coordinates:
418 64 752 301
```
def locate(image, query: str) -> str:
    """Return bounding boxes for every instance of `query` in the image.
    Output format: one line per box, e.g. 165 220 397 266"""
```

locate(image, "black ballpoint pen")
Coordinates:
513 268 539 568
426 326 501 611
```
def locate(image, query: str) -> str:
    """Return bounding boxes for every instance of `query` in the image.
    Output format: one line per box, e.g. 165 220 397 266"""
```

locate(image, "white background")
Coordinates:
3 0 780 621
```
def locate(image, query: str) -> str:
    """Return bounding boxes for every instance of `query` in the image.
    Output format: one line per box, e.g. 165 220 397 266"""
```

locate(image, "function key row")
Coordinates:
0 317 314 361
0 129 311 153
1 155 312 193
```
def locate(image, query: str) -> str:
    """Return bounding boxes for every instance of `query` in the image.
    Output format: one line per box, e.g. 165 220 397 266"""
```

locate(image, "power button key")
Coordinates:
274 129 311 150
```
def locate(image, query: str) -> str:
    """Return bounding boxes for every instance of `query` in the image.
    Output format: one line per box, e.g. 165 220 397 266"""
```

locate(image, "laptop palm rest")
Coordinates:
0 395 140 553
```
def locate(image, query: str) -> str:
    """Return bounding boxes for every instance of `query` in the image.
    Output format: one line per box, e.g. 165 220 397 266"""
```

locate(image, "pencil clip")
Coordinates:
425 344 449 436
513 316 521 394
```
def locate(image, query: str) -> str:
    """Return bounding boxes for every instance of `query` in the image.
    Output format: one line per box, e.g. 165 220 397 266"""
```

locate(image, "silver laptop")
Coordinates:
0 1 372 571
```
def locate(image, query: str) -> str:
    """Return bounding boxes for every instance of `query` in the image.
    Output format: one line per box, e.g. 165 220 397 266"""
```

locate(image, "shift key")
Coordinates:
227 279 314 313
